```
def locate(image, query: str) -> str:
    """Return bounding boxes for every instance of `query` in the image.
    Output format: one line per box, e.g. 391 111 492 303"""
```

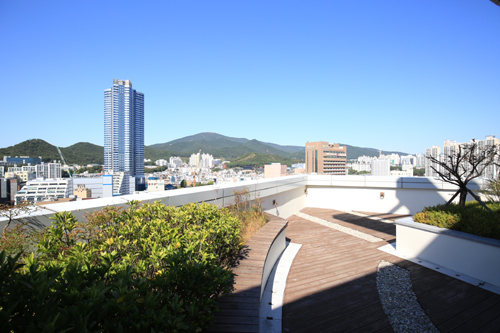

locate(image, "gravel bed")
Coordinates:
377 260 439 333
296 212 383 242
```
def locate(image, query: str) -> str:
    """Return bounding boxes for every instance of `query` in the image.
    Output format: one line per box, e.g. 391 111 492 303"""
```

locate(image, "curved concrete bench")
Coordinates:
208 215 288 332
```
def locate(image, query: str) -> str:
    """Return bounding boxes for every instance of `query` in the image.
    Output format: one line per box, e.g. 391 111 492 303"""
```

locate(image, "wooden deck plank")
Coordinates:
208 216 288 332
282 208 500 332
451 301 500 332
436 295 500 332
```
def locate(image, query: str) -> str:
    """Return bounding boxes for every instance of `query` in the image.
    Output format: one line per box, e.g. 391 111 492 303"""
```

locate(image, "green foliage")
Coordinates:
61 142 104 165
229 188 268 243
180 179 187 188
0 202 242 332
144 165 168 173
1 134 412 166
348 169 370 175
414 168 425 176
0 139 104 165
75 165 103 174
0 223 42 258
414 202 500 240
1 202 41 257
226 153 297 168
484 176 500 203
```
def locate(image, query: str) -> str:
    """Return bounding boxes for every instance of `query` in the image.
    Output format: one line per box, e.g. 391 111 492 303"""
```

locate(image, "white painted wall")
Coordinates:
261 224 287 299
1 174 485 229
396 219 500 288
0 175 308 229
305 175 485 215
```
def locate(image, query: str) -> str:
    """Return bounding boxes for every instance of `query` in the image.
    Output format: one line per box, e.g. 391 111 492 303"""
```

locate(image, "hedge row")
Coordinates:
413 201 500 241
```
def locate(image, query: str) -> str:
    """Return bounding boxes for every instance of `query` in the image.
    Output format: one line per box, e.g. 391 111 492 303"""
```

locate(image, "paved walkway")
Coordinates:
282 208 500 332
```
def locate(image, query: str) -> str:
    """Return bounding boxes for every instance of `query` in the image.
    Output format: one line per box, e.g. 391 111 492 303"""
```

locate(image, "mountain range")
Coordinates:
0 133 409 167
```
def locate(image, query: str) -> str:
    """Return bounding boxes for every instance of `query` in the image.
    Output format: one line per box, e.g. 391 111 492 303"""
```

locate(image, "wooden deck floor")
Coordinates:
283 208 500 333
208 214 288 332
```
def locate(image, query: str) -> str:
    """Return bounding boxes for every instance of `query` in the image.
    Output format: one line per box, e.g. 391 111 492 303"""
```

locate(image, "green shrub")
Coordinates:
0 201 242 332
0 223 42 258
414 201 500 240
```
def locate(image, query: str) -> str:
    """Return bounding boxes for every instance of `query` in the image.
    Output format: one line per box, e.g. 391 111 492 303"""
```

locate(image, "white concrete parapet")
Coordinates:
1 175 485 229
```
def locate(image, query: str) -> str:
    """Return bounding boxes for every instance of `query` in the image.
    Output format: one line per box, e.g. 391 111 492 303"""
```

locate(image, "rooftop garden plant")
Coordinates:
413 201 500 241
229 188 268 243
0 201 244 332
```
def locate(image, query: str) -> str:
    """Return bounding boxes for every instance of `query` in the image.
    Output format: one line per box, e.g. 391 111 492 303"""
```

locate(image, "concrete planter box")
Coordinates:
395 217 500 288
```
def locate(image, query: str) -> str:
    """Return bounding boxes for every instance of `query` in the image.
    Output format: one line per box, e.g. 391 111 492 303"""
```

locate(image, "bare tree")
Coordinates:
0 201 38 235
426 139 499 209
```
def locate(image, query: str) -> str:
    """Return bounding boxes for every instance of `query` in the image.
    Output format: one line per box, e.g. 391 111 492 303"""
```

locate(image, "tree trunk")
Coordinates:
459 188 468 206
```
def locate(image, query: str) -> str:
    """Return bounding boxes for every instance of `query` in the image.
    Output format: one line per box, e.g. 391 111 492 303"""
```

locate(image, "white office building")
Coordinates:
15 178 73 204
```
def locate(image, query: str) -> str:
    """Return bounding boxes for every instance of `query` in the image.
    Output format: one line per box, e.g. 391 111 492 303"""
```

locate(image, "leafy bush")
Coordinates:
0 223 42 258
414 201 500 240
0 201 242 332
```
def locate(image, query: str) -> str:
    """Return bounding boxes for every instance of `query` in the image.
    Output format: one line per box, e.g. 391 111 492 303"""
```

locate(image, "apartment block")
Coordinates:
425 146 441 178
305 141 347 175
36 162 62 179
4 171 35 182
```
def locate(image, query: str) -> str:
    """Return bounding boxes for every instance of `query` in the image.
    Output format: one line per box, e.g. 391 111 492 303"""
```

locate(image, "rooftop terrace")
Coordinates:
1 175 498 332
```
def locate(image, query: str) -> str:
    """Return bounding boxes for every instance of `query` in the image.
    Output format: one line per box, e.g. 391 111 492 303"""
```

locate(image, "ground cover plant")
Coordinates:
0 201 243 332
413 201 500 241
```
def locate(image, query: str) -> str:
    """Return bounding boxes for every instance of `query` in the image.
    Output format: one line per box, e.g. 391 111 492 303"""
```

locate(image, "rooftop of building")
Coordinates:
1 174 498 331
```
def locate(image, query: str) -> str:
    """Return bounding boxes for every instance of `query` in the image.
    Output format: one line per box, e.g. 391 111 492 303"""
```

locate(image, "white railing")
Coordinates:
0 175 485 229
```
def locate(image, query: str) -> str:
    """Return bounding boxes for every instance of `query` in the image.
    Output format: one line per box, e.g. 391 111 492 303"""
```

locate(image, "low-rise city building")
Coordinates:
74 184 92 198
15 178 73 204
264 163 287 178
147 177 165 192
2 156 41 165
4 171 35 182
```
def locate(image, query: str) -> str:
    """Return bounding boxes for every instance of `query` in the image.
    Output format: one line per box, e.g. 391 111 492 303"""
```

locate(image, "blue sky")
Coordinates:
1 1 499 155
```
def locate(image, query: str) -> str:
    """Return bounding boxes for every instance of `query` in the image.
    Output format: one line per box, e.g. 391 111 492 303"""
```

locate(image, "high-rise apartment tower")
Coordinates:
104 79 144 180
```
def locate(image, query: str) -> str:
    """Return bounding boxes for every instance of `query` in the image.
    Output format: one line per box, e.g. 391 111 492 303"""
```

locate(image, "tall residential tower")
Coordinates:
104 79 144 190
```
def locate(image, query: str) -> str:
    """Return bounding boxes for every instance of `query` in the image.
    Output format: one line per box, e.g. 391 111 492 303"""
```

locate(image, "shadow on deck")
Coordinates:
283 208 500 332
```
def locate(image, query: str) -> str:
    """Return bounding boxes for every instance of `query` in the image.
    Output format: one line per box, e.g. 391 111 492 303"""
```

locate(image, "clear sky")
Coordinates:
1 0 499 155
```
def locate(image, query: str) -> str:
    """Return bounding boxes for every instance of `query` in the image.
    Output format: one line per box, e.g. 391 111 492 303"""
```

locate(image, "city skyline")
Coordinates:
1 1 499 154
